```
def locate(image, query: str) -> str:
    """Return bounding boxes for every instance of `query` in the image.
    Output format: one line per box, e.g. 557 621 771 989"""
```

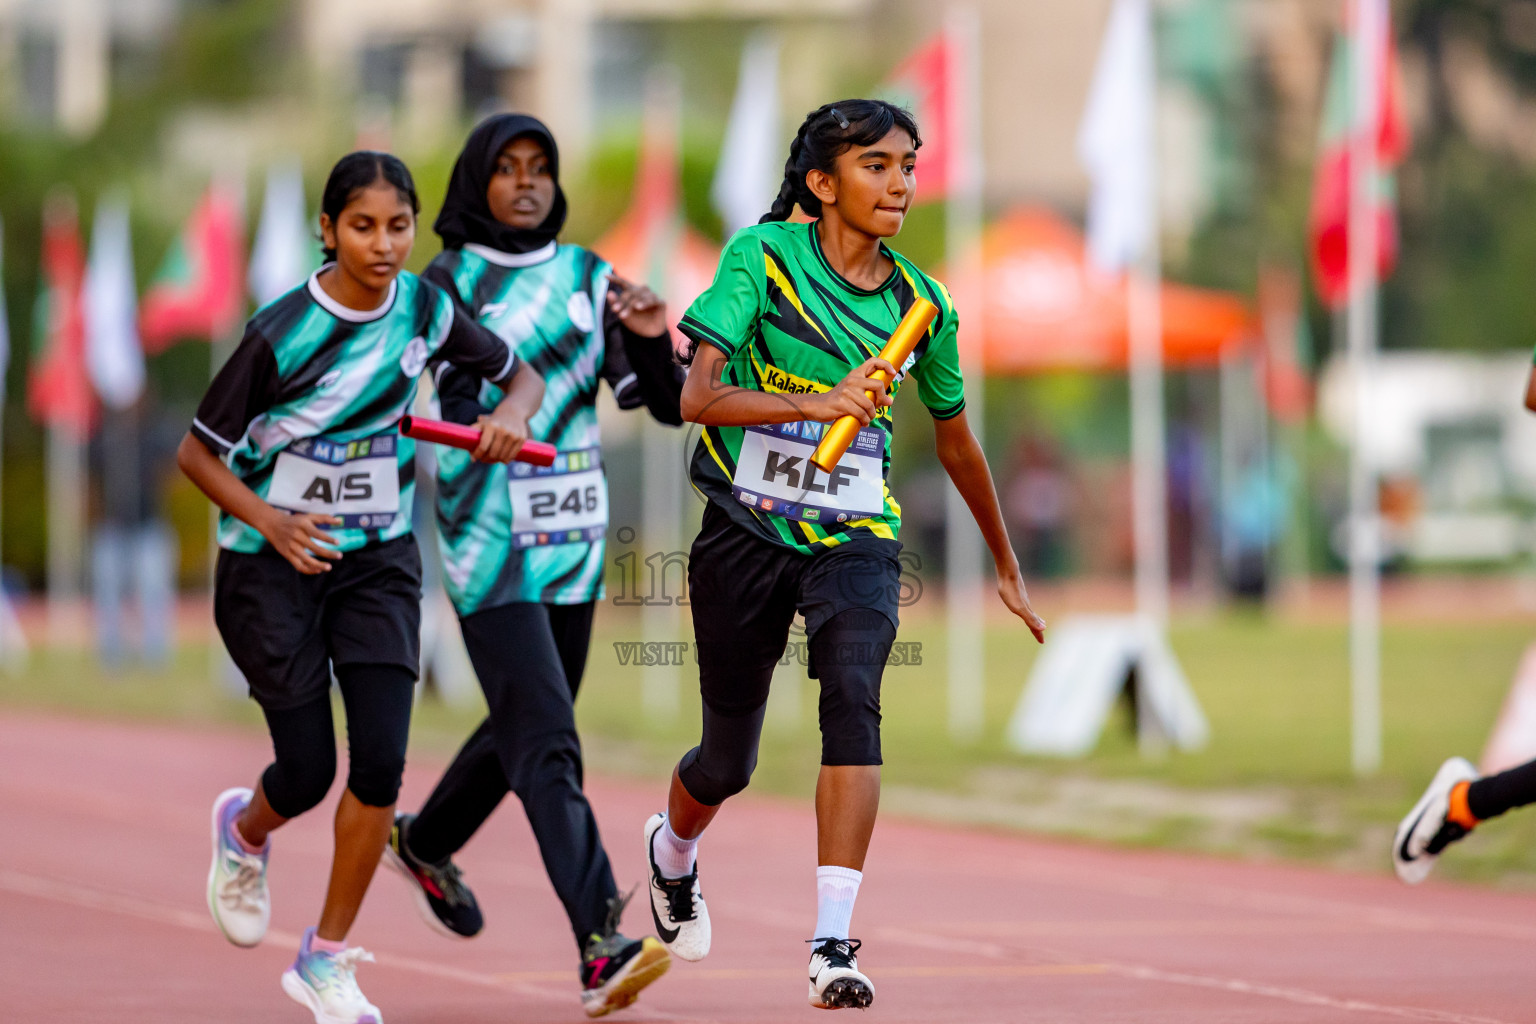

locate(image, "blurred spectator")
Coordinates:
89 393 179 668
1006 434 1073 578
1167 422 1212 587
899 465 949 579
1222 448 1295 601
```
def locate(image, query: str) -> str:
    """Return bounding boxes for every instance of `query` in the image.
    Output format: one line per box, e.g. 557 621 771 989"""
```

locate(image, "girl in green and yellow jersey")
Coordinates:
640 99 1048 1010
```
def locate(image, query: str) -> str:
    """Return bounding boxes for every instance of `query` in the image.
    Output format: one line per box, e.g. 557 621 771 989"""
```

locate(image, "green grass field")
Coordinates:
5 609 1536 886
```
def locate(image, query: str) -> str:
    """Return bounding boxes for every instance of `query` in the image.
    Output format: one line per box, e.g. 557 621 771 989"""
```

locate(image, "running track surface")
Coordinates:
3 713 1531 1024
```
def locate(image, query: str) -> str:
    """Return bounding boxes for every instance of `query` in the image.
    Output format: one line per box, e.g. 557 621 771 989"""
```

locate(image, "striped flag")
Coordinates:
140 181 246 351
1308 0 1409 309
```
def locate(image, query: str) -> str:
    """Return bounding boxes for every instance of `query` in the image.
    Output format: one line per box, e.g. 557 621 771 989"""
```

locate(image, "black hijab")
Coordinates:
434 113 568 254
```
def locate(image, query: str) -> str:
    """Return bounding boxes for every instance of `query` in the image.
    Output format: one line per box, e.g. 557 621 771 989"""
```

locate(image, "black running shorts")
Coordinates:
687 501 901 683
214 534 423 711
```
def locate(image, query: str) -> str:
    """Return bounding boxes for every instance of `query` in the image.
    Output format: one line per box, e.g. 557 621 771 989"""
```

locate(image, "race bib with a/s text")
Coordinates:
267 432 402 529
509 446 609 549
731 422 886 524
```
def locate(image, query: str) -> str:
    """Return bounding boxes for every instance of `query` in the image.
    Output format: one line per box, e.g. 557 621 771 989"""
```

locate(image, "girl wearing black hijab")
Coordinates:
384 114 684 1017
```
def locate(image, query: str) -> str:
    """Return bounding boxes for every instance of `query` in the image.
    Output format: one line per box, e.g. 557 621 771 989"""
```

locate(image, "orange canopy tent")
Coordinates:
956 206 1254 374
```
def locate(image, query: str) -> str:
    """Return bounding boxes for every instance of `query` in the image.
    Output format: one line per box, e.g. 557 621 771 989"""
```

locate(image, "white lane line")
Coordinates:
0 869 631 1014
1104 961 1520 1024
0 869 1516 1022
901 848 1536 945
718 893 1516 1022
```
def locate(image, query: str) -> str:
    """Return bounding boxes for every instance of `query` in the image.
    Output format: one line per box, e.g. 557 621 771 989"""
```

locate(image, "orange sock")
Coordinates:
1447 780 1479 830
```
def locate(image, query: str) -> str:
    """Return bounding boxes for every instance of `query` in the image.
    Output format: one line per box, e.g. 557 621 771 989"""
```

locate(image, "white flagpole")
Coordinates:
1079 0 1168 630
640 66 684 723
1127 1 1169 631
42 194 87 649
944 5 988 742
1347 0 1384 776
1129 258 1168 628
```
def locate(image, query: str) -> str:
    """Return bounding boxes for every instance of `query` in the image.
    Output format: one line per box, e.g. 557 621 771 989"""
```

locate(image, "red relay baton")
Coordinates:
399 415 557 467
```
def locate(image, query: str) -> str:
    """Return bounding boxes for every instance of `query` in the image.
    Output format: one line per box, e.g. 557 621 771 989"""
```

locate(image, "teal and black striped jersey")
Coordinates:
192 267 518 554
424 241 683 613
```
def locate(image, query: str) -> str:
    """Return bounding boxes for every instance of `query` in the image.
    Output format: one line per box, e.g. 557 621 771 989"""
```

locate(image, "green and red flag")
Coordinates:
28 193 95 437
1308 0 1409 310
139 182 245 352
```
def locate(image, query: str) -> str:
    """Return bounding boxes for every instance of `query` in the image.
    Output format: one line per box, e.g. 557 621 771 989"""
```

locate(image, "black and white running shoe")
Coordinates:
384 813 483 938
579 889 671 1018
643 812 711 961
808 937 874 1009
1394 756 1479 884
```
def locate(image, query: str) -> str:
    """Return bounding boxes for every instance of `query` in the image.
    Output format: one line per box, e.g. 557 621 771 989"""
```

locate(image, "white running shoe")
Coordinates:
281 927 383 1024
206 787 270 947
1394 756 1479 885
808 937 874 1009
643 813 711 962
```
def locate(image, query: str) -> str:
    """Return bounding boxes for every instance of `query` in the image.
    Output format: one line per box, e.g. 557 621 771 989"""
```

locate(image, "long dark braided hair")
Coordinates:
759 99 922 224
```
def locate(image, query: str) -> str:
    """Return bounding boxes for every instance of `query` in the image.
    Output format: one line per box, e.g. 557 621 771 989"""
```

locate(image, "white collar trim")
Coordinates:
307 265 398 322
464 241 558 267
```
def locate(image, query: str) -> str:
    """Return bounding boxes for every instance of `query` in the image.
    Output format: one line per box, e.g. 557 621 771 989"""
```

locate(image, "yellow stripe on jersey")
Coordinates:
763 254 833 346
894 262 942 341
931 277 956 315
846 517 896 540
700 426 733 478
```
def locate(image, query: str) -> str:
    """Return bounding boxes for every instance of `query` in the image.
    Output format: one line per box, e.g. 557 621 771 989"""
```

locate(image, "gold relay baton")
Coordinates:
809 296 939 473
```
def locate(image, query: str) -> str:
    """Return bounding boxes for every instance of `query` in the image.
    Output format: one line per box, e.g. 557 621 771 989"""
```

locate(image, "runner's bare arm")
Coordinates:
681 344 895 427
473 359 545 464
932 410 1046 643
1524 364 1536 413
176 433 342 575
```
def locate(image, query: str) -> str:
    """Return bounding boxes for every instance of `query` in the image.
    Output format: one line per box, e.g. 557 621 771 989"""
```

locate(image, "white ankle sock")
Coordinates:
813 865 863 941
653 817 698 880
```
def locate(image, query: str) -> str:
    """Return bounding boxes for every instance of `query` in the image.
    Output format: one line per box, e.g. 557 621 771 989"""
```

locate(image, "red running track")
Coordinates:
1 711 1531 1024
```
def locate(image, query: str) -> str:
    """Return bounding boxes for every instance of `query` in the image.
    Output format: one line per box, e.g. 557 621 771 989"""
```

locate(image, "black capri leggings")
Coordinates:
259 663 416 818
676 506 901 807
678 608 896 807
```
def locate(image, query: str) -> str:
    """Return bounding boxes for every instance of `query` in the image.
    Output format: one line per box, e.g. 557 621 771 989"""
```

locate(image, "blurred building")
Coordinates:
0 0 179 134
1318 352 1536 565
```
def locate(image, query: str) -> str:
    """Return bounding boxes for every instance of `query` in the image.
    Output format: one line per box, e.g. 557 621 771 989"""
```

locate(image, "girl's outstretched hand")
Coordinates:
997 561 1046 644
607 273 668 338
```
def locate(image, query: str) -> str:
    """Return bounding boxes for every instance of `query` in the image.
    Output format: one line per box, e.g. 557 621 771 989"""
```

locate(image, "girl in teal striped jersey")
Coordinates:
179 151 543 1024
382 115 684 1018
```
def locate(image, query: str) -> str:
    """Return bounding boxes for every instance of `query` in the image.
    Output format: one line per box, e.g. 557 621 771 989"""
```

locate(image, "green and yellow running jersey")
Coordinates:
677 220 965 555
